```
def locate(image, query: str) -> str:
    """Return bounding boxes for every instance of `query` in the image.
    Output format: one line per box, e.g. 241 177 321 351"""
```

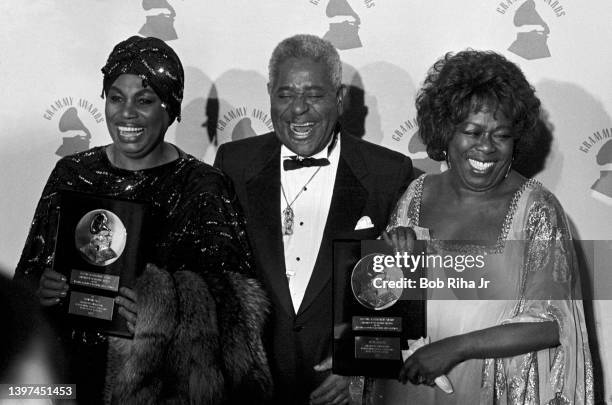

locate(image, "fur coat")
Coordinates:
107 264 272 404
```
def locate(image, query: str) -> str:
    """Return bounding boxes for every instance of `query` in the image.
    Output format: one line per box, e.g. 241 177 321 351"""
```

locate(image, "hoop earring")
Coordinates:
443 150 451 169
504 157 514 179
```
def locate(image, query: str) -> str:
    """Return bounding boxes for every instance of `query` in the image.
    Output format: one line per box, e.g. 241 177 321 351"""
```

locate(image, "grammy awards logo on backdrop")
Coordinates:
43 97 104 157
496 0 566 60
139 0 178 41
392 118 444 174
578 128 612 205
309 0 375 50
216 107 274 144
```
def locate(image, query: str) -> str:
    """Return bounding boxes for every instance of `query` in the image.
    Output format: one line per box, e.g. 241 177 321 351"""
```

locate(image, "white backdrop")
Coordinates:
1 0 611 401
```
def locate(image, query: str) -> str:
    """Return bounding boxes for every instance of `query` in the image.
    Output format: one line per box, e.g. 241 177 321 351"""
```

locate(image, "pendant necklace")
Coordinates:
281 166 323 235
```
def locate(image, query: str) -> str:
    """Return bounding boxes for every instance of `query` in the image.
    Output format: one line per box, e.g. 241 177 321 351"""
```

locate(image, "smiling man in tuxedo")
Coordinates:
214 34 413 405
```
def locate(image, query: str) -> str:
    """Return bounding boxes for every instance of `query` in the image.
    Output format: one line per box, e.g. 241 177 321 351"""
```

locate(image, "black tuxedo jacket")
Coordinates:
215 132 413 404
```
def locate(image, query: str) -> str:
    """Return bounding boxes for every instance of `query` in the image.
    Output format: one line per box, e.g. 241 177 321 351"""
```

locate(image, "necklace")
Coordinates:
281 166 323 235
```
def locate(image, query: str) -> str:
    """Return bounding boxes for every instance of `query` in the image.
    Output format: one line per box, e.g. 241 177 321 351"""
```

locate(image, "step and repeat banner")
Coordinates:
1 0 611 400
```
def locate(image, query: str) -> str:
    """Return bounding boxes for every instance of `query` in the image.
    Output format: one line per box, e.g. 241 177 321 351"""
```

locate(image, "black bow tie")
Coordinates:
283 157 330 171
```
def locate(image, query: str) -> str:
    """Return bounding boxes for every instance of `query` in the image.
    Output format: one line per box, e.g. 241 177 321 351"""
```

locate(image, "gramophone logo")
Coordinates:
43 97 104 157
508 0 550 60
323 0 362 50
139 0 178 41
578 128 612 205
311 0 375 50
497 0 566 60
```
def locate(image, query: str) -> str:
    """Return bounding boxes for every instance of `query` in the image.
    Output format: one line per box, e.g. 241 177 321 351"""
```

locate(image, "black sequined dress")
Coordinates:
15 145 271 404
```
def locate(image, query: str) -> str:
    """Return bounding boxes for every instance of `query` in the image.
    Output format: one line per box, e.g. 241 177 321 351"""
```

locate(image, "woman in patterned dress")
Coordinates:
15 36 271 404
381 50 593 405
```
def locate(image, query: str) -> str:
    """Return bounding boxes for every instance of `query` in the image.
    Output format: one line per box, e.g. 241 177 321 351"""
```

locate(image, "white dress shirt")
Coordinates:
280 135 341 312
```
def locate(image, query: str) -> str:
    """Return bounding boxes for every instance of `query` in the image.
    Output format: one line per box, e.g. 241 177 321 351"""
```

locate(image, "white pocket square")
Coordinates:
354 216 374 230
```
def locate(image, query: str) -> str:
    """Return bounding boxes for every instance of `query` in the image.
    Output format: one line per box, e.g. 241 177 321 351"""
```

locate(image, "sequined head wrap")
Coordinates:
101 36 184 122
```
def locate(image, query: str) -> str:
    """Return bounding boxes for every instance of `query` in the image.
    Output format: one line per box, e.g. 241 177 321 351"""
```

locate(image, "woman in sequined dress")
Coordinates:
14 36 271 404
380 51 593 404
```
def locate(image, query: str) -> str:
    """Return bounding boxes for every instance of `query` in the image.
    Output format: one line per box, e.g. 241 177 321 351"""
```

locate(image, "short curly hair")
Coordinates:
268 34 341 90
416 50 541 161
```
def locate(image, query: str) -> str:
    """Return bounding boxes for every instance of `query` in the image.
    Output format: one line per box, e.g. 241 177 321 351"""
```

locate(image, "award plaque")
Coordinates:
332 240 426 378
52 190 150 338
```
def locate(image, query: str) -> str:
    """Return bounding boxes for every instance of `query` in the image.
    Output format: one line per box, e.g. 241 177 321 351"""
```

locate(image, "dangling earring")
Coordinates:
504 157 514 179
443 150 451 170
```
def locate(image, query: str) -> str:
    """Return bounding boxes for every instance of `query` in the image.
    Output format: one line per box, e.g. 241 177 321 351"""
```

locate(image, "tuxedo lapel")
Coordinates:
245 135 295 318
297 135 369 316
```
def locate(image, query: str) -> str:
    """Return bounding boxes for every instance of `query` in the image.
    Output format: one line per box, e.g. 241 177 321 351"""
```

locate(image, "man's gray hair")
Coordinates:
268 34 342 89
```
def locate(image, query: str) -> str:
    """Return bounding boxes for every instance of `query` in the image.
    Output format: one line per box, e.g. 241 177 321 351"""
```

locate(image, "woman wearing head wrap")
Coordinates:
15 36 272 404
